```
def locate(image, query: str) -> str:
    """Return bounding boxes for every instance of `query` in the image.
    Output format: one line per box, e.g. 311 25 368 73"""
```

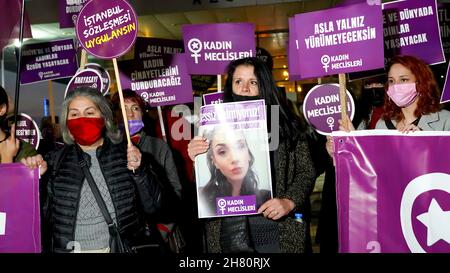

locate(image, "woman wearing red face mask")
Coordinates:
21 87 162 253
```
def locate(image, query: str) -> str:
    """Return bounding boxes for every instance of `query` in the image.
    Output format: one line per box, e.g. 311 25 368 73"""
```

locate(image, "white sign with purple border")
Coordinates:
195 100 273 218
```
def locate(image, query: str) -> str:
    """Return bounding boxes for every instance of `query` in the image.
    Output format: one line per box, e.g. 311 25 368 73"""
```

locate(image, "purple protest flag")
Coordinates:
0 163 41 253
293 2 384 80
75 0 138 59
118 53 193 107
0 0 32 49
182 23 256 75
334 130 450 253
134 37 184 59
20 39 78 85
303 84 355 135
382 0 445 65
58 0 88 28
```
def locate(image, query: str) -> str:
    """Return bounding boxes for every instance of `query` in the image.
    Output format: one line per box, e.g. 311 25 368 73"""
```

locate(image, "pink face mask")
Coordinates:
387 83 418 107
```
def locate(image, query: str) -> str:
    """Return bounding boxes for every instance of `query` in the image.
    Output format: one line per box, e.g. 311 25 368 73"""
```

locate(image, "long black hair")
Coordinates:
0 85 9 131
222 57 304 145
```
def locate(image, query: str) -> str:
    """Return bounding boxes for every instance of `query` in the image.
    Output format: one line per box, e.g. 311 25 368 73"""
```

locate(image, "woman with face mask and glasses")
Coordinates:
21 87 161 253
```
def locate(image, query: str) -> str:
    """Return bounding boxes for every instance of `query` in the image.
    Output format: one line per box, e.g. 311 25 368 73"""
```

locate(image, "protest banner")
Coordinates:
85 63 111 95
64 68 103 98
292 2 384 79
334 130 450 253
134 37 184 59
20 39 78 84
203 92 224 105
383 0 444 65
58 0 88 28
0 164 40 253
195 100 273 218
118 53 193 107
76 0 138 145
303 84 355 135
182 23 255 75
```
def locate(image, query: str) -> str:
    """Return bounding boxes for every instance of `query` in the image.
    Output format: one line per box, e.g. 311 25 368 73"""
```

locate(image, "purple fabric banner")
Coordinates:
182 23 256 75
20 39 78 85
76 0 138 59
134 37 184 59
58 0 88 28
203 92 224 105
302 84 355 135
118 54 193 107
334 131 450 253
293 2 384 79
0 163 41 253
382 0 444 65
0 0 32 49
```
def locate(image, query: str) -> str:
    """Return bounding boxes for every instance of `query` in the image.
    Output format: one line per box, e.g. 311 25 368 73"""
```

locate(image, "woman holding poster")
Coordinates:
22 87 161 253
188 57 316 253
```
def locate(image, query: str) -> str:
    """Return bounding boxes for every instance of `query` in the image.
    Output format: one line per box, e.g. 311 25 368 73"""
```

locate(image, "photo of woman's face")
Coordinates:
210 127 250 184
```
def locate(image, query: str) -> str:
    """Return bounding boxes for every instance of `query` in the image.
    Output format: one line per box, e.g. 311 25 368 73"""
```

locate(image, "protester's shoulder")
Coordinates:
437 109 450 119
375 118 388 129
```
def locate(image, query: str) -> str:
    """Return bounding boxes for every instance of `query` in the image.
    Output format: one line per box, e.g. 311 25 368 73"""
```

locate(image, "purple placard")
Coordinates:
134 37 184 59
76 0 138 59
334 131 450 253
118 54 193 107
85 63 111 95
0 164 41 253
438 3 450 57
13 113 41 150
65 68 103 98
441 63 450 103
20 39 78 85
382 0 444 65
302 84 355 135
58 0 88 28
0 0 33 50
200 99 266 127
288 17 302 81
293 2 384 79
216 195 257 216
182 23 256 75
203 92 224 105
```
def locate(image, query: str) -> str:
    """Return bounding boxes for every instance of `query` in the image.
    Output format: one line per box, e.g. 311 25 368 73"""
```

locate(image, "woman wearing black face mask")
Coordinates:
22 87 162 253
353 77 387 131
188 57 316 253
0 85 36 163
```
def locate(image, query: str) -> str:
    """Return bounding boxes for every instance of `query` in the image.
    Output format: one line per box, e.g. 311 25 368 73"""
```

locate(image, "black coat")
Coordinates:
40 137 161 252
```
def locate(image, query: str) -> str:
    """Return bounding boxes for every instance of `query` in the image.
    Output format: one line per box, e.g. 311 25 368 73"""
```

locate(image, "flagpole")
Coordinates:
13 0 26 127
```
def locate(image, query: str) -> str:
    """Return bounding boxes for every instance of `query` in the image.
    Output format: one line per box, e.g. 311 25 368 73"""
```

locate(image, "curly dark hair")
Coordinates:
382 55 442 122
